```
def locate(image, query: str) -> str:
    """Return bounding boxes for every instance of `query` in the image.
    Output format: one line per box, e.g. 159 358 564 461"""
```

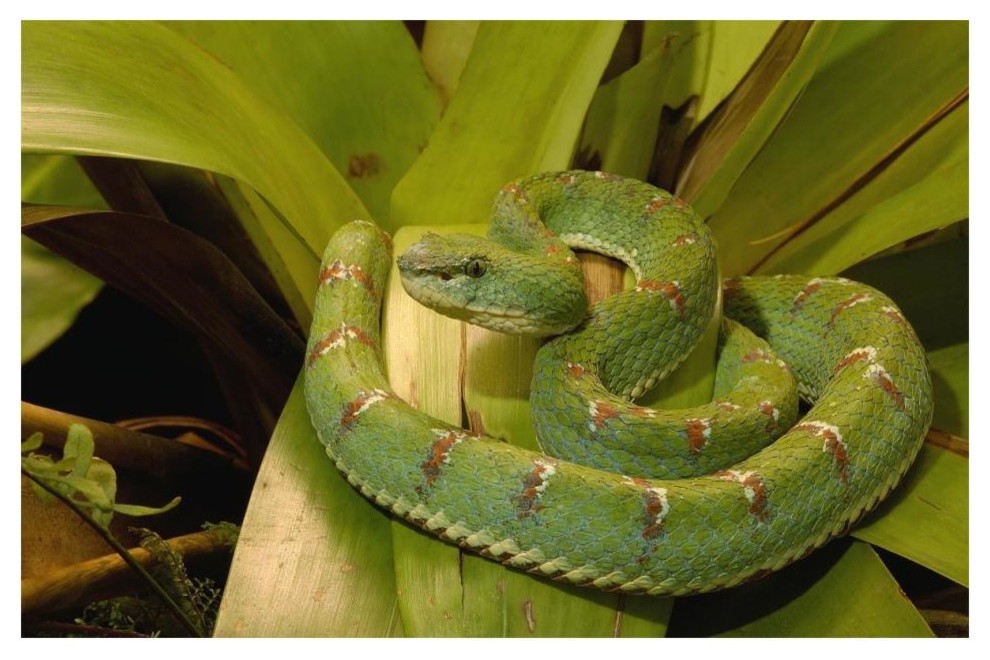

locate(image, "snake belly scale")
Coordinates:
303 171 933 596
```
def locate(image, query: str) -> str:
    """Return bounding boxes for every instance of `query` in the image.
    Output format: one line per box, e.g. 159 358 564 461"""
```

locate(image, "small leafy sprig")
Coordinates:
22 424 204 636
22 424 180 528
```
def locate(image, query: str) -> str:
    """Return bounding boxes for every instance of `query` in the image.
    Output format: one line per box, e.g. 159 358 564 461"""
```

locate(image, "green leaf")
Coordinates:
708 20 968 276
64 423 94 479
670 540 932 636
22 21 368 260
841 237 967 351
580 42 677 178
213 382 401 637
679 21 838 217
391 21 623 228
421 21 480 105
758 101 968 275
929 343 968 438
21 155 105 362
114 496 182 517
854 444 968 587
21 432 44 454
166 21 441 225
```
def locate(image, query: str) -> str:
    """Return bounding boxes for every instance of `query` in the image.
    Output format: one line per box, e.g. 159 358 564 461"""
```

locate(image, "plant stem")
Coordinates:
21 468 204 637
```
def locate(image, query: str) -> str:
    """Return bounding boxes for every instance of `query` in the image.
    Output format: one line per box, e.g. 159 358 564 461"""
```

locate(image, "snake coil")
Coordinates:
304 171 932 596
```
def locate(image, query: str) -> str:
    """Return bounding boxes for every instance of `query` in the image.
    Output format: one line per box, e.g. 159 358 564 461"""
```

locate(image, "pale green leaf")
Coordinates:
21 432 44 454
854 444 968 587
213 382 401 637
692 21 782 123
421 21 480 105
391 21 623 228
113 496 182 517
579 43 676 178
167 21 440 225
64 423 94 479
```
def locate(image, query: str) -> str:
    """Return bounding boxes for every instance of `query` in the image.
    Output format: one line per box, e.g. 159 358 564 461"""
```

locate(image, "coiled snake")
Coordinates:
304 171 932 596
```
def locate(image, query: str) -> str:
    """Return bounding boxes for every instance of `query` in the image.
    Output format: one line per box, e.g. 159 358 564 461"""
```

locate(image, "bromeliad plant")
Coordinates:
21 21 967 636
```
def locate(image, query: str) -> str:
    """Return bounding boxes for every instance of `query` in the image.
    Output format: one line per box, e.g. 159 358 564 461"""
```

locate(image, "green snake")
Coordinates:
304 171 932 596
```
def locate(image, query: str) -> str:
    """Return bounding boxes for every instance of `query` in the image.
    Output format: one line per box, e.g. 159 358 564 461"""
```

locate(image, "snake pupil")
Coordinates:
465 259 487 278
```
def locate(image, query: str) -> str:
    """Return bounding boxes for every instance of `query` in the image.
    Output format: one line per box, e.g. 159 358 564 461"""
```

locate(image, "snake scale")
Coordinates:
304 171 933 596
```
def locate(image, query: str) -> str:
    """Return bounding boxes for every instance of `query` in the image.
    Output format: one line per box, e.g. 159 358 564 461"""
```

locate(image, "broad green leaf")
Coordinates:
679 21 837 217
421 21 480 105
854 444 968 587
113 496 182 517
579 43 676 179
391 21 623 228
708 21 968 276
842 237 967 351
21 155 104 362
691 21 782 123
758 101 968 275
670 541 932 637
167 21 440 226
929 343 968 438
22 21 368 261
21 237 102 363
213 382 402 637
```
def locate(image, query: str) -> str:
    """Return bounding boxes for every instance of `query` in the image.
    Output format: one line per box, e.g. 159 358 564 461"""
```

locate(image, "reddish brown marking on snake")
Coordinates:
797 422 849 484
671 233 698 247
757 401 779 434
716 471 769 522
685 418 711 455
566 362 587 379
833 348 875 375
645 196 669 213
420 430 464 487
306 324 376 366
339 390 390 429
829 292 872 327
640 487 669 540
319 260 376 296
514 461 555 519
792 280 824 313
742 349 773 364
636 280 686 319
590 401 620 430
869 366 906 410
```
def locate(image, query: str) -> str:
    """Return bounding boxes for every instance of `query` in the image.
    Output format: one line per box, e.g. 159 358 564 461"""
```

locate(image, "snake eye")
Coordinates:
465 259 488 278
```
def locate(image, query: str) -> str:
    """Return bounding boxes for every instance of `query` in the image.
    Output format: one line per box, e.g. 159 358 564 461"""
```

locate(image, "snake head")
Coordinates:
397 232 587 337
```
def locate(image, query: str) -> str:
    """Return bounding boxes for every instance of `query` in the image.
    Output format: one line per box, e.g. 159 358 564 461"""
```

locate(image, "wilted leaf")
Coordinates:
22 205 304 413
